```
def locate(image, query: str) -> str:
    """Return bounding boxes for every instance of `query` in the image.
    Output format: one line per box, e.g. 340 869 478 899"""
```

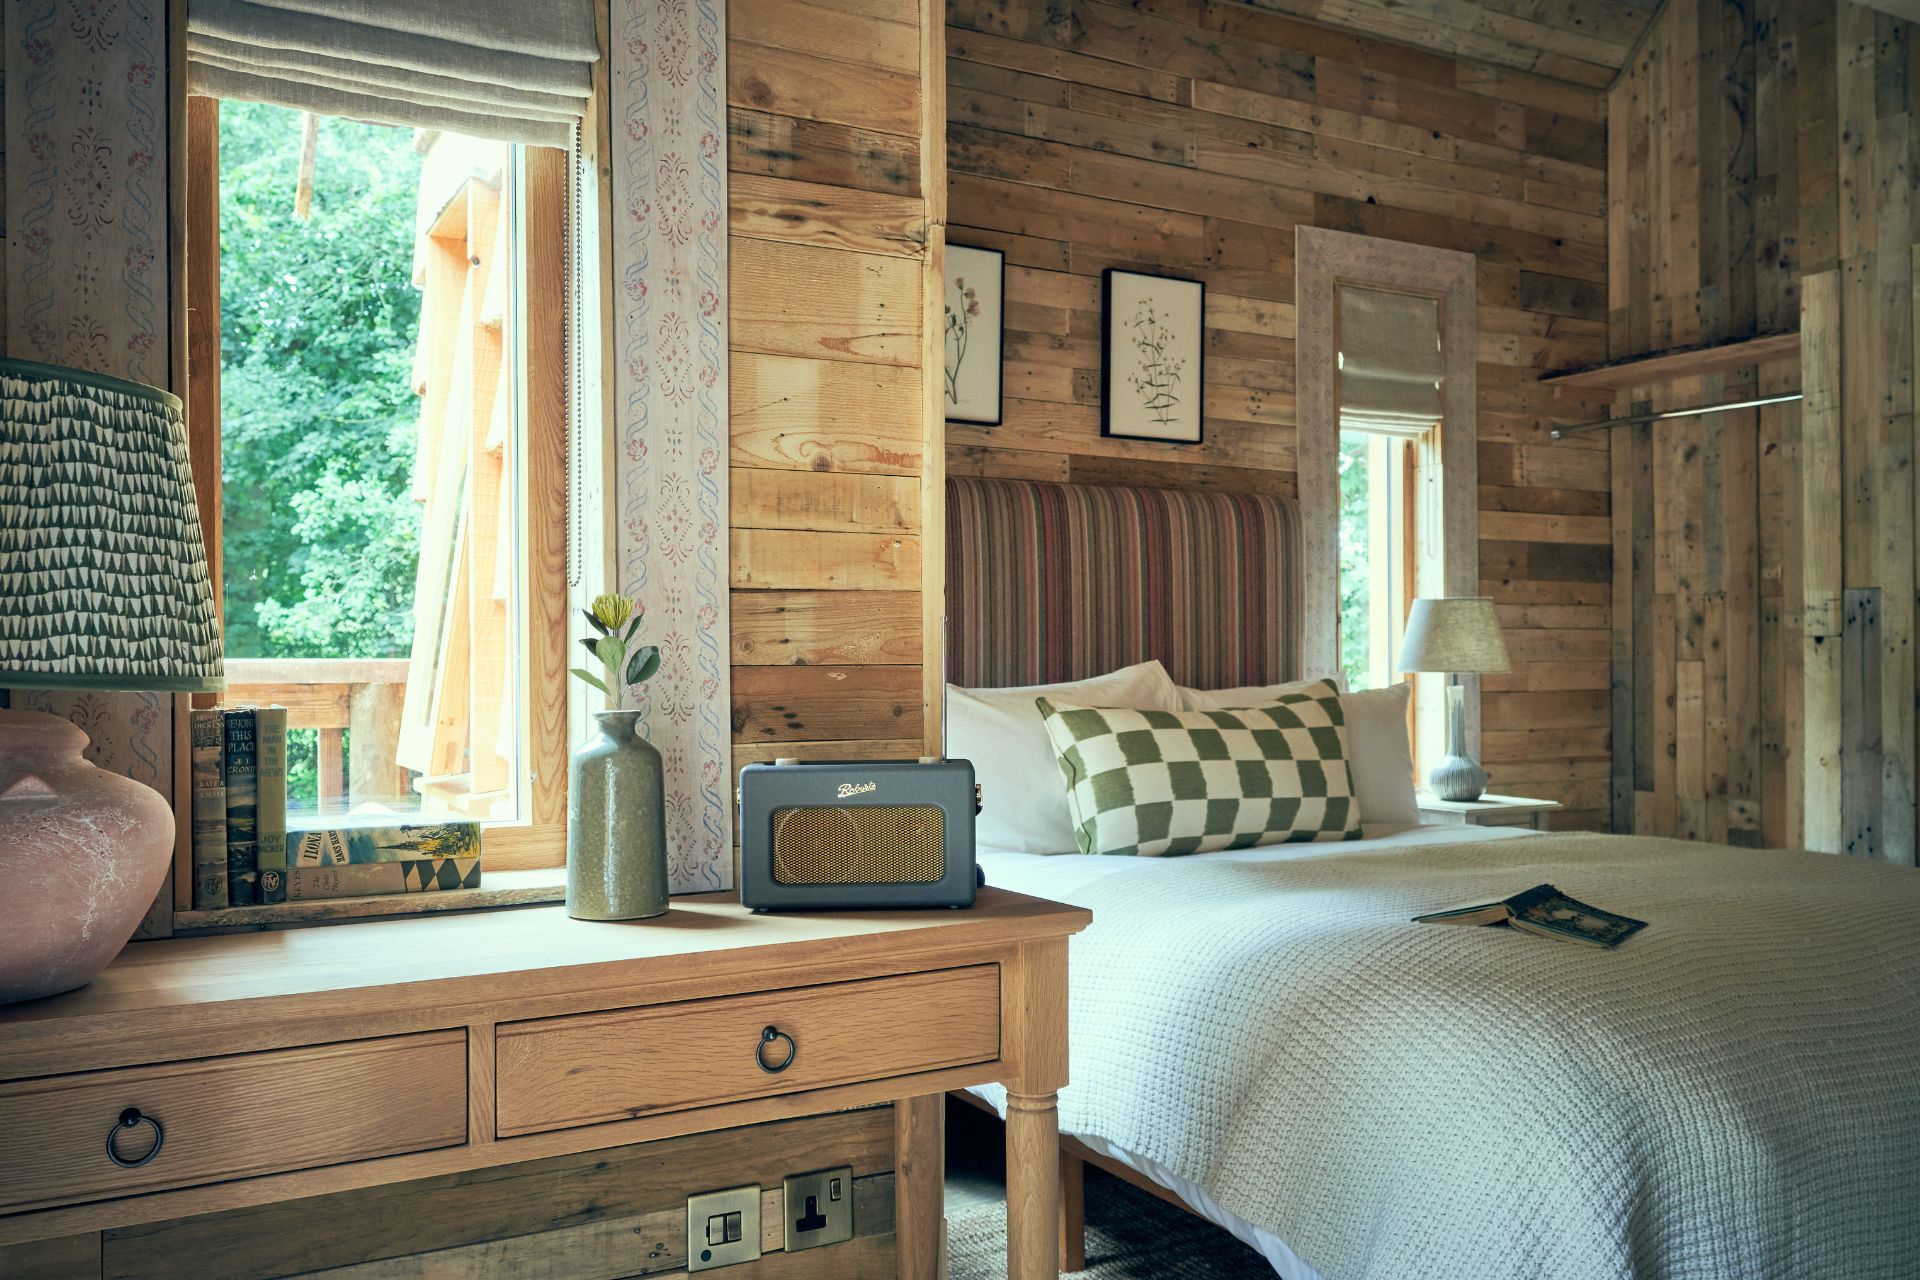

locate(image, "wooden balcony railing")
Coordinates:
224 658 412 814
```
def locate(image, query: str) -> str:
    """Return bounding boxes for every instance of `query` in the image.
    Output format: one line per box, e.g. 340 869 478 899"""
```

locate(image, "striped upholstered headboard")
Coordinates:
945 477 1302 689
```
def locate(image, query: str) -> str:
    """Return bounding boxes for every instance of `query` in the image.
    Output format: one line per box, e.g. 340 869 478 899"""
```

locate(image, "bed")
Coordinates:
944 476 1920 1280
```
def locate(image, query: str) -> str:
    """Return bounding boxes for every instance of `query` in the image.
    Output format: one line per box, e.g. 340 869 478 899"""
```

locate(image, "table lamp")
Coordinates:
0 357 223 1004
1397 597 1509 802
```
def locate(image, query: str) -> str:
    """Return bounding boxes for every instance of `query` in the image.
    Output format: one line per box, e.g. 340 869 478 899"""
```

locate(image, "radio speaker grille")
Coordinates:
771 805 945 885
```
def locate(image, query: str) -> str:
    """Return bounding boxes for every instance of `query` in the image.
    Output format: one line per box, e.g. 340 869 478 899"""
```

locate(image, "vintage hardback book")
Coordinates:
292 821 482 867
223 708 259 906
188 708 228 910
254 706 290 905
286 857 482 901
1414 883 1647 948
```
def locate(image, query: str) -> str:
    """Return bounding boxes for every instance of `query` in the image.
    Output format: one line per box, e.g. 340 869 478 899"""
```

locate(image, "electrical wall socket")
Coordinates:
782 1166 854 1252
686 1185 761 1272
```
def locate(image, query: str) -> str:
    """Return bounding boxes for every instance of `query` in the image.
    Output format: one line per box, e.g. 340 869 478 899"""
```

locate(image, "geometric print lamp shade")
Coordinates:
0 357 223 693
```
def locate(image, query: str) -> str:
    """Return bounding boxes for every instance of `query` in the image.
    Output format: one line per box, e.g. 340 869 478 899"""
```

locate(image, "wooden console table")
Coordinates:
0 889 1090 1279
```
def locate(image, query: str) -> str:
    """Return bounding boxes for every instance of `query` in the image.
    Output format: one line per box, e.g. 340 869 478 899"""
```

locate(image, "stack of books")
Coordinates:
189 705 289 908
288 822 482 901
189 707 482 909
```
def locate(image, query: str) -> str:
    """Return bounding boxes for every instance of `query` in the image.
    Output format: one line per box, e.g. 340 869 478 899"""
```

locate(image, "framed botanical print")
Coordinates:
944 244 1005 425
1102 269 1205 443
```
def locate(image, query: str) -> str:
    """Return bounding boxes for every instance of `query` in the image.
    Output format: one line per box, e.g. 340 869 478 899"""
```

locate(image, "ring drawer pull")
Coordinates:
105 1107 164 1169
755 1024 797 1074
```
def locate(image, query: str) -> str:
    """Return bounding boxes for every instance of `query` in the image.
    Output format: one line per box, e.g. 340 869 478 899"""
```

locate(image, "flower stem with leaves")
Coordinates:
570 593 661 709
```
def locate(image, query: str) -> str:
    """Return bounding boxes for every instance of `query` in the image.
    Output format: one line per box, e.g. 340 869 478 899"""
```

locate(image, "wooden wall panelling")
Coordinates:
945 0 1612 825
1802 268 1846 851
0 1233 100 1280
728 0 941 782
97 1109 897 1280
1607 0 1920 863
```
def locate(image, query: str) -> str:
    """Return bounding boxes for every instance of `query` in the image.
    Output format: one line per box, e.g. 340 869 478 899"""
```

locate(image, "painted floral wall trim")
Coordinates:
4 0 175 935
4 0 173 796
612 0 732 892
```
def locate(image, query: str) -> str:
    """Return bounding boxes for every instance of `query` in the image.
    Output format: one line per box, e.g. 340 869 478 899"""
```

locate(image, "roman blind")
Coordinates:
1338 284 1444 436
187 0 598 147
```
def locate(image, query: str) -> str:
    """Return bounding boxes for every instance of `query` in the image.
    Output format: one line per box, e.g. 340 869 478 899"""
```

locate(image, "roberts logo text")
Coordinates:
837 780 878 799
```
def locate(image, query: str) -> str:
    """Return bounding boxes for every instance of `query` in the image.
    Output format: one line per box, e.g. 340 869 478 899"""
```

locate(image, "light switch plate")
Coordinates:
686 1185 762 1271
782 1166 855 1252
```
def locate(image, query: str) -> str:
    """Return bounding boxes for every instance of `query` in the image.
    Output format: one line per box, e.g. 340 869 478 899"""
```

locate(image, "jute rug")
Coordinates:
947 1170 1277 1278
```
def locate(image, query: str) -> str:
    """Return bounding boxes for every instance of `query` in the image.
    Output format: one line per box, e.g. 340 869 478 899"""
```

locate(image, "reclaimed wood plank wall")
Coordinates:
1607 0 1920 863
943 0 1614 826
17 1109 900 1279
726 0 947 777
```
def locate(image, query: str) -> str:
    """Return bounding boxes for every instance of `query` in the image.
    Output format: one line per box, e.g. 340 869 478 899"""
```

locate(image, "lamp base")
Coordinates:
0 709 174 1004
1427 754 1489 803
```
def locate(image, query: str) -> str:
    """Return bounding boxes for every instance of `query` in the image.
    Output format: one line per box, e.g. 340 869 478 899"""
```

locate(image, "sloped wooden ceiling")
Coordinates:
1245 0 1661 87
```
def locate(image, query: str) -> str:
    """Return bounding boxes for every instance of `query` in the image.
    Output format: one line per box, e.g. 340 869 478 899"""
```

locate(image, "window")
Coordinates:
1337 431 1412 692
1299 231 1478 785
1335 284 1443 698
187 99 570 868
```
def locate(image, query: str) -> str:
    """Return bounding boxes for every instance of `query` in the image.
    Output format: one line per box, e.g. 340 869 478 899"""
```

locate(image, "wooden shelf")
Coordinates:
1540 331 1800 389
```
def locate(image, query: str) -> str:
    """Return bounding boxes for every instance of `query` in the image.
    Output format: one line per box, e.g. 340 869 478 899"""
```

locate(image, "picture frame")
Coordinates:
1101 268 1206 444
943 244 1005 425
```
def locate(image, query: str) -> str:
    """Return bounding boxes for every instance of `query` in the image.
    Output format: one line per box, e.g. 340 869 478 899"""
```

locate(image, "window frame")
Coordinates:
181 97 572 883
1296 227 1479 776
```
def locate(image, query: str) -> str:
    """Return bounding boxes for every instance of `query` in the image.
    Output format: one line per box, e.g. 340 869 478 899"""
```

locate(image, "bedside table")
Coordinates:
1418 793 1562 830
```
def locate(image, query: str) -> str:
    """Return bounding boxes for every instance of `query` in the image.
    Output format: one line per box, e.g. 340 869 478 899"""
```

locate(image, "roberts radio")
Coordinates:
738 758 979 910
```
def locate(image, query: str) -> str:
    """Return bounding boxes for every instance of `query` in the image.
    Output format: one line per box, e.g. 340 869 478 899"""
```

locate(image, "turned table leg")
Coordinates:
1005 1090 1061 1280
1002 935 1071 1280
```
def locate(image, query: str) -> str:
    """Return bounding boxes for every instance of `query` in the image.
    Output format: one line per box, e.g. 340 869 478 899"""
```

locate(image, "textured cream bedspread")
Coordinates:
1055 833 1920 1279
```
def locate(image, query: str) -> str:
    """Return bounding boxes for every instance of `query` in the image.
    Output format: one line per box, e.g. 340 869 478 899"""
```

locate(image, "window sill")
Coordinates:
170 868 566 937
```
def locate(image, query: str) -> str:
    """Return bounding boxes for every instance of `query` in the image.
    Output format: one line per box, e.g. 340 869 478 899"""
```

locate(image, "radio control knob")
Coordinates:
774 757 799 767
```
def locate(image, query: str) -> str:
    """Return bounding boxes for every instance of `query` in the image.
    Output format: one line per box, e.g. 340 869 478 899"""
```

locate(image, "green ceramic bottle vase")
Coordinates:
566 709 669 920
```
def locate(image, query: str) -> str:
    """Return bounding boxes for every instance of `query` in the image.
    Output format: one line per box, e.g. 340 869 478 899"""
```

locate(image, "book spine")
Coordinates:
286 857 482 901
292 821 483 866
224 709 259 906
254 707 289 905
189 709 228 910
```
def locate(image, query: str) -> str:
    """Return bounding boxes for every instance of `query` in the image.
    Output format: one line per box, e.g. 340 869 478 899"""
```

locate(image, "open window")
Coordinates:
186 98 573 874
1336 284 1446 695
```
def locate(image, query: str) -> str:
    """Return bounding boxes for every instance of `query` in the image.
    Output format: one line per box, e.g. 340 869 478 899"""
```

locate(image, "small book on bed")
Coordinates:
1413 883 1647 948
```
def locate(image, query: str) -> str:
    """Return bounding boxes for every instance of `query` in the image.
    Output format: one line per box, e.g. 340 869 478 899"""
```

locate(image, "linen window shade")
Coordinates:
1337 284 1444 437
187 0 598 147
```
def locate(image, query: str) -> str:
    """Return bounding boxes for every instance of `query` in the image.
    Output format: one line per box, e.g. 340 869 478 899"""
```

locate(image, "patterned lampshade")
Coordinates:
0 358 224 692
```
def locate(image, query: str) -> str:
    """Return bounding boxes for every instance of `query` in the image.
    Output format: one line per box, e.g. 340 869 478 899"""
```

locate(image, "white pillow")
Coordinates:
1179 675 1342 711
1177 678 1419 833
948 661 1182 853
1338 683 1420 831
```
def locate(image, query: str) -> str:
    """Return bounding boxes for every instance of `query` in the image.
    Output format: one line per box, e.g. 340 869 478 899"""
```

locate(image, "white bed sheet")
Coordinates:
979 821 1538 898
974 823 1542 1280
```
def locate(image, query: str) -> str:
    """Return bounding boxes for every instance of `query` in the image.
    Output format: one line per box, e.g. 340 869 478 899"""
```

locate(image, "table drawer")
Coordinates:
496 965 1000 1137
0 1030 466 1214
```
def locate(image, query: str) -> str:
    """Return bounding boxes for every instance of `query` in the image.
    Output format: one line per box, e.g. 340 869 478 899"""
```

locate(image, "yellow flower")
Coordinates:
590 592 635 631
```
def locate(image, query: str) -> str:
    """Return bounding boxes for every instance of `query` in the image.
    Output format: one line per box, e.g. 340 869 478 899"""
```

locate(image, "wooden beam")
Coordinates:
293 112 319 220
1541 331 1801 389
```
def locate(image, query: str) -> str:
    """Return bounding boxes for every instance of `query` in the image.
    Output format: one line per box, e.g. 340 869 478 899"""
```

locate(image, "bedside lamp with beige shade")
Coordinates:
1398 597 1509 803
0 358 223 1004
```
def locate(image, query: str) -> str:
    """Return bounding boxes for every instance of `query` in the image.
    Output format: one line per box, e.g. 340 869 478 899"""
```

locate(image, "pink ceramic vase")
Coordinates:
0 708 174 1004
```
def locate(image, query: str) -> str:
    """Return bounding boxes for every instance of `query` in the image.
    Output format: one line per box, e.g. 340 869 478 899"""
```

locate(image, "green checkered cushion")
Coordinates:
1035 679 1362 855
